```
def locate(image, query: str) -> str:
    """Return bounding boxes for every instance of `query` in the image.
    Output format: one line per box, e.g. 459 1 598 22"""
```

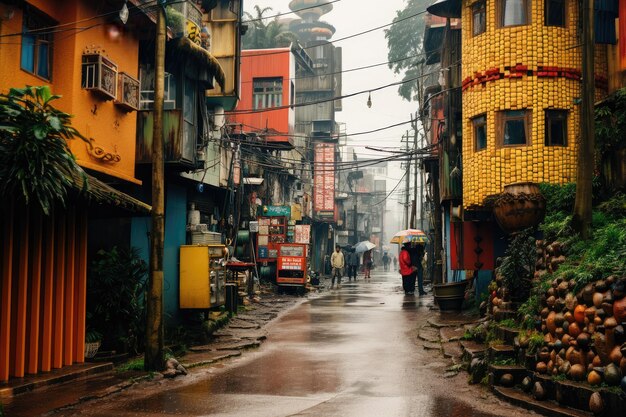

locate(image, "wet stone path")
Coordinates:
55 271 535 417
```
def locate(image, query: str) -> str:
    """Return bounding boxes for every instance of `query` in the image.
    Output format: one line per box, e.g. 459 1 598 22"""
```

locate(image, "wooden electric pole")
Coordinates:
410 113 418 229
403 131 410 230
572 0 594 239
145 4 166 371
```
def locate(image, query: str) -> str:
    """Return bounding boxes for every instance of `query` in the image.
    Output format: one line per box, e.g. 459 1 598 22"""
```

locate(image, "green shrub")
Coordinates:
116 357 144 372
497 229 536 302
526 332 545 354
597 192 626 219
539 183 576 213
87 247 148 354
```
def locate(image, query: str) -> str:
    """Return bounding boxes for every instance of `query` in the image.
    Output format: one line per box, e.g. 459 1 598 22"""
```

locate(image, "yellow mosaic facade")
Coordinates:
461 0 608 208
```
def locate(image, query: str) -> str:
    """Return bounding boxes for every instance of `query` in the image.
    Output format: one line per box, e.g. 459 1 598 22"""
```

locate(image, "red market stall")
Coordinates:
276 243 308 289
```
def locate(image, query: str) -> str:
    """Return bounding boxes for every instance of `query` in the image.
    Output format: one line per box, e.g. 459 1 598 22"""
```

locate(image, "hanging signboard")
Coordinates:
313 142 335 220
295 225 311 244
258 205 291 217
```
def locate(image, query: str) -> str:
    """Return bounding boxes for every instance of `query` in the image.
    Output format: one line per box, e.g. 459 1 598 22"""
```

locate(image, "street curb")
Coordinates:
42 296 309 415
0 362 113 399
182 350 242 369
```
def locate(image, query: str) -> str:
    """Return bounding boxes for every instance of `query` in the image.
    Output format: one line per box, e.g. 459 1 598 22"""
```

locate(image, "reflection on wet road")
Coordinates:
64 272 511 417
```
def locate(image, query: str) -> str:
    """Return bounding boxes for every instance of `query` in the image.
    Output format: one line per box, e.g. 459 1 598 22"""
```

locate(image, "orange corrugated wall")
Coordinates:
0 206 87 382
618 0 626 69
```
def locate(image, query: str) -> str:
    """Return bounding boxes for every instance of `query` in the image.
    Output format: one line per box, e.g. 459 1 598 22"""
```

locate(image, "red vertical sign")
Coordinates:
621 2 626 69
313 142 335 219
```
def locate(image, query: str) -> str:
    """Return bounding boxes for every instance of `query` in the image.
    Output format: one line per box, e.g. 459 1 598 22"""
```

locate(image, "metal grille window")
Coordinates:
545 0 565 26
472 1 486 36
497 110 530 147
472 114 487 151
545 109 568 146
253 78 282 109
20 8 55 80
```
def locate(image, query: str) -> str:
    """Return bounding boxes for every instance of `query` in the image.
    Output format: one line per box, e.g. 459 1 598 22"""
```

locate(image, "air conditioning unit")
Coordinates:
82 54 118 100
115 72 140 111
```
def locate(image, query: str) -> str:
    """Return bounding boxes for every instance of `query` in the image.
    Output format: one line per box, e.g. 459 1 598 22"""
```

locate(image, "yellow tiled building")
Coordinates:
460 0 609 209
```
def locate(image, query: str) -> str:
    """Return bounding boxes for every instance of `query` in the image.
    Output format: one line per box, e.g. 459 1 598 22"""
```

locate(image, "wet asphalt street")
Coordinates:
58 270 531 417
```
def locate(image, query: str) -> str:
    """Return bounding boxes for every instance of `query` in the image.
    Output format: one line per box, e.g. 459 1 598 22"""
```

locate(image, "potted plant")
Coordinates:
165 6 186 37
85 328 103 359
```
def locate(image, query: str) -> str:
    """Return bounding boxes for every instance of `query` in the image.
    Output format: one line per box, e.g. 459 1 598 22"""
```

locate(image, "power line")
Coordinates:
240 8 428 58
226 62 456 115
239 47 442 85
372 170 408 206
0 0 173 39
241 0 342 23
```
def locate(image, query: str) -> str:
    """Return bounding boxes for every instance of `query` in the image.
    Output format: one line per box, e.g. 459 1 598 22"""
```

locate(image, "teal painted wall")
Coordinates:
131 183 188 324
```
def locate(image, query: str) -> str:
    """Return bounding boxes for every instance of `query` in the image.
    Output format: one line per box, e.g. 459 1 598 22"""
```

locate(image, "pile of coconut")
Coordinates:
525 274 626 389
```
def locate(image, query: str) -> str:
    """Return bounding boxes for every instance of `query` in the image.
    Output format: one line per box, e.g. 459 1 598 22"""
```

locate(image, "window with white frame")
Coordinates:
20 7 55 80
253 77 282 109
139 65 177 110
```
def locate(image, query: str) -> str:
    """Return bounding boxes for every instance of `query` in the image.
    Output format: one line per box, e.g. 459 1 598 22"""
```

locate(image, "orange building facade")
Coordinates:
230 48 296 147
0 0 150 383
0 0 142 184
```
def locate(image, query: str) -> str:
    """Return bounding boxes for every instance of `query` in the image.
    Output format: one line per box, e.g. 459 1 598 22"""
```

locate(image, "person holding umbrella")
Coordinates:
399 242 417 295
346 248 359 281
362 249 372 281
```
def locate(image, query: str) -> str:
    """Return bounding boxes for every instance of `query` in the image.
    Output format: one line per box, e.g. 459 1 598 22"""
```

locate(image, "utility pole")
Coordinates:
353 189 358 245
572 0 594 239
411 113 419 229
418 134 426 231
145 3 166 372
402 131 410 230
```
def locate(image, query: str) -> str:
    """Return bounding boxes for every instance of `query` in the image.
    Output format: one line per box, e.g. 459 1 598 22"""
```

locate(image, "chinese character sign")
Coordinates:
313 143 335 219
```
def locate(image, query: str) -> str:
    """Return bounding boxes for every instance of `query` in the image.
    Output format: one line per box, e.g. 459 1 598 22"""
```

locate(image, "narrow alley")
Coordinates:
53 271 531 417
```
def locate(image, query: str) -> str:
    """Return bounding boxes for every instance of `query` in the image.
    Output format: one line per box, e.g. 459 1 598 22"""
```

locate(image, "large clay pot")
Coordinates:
433 280 469 312
493 182 546 234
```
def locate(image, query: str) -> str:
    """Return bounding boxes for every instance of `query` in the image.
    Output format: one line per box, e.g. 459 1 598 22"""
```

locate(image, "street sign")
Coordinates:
249 221 259 233
259 205 291 217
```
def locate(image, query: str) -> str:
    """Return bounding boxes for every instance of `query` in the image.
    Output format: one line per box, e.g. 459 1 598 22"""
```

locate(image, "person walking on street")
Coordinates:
399 243 417 295
330 245 345 288
392 255 398 271
346 248 359 281
382 252 390 271
415 245 426 295
362 249 373 281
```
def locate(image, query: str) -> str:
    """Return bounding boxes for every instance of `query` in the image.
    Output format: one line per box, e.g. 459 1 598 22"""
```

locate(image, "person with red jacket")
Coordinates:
399 243 417 295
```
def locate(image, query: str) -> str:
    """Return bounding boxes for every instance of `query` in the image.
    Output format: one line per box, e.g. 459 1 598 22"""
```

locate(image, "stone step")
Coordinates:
488 364 527 387
488 344 517 362
460 340 486 363
534 374 626 416
494 309 518 322
495 325 520 345
492 386 593 417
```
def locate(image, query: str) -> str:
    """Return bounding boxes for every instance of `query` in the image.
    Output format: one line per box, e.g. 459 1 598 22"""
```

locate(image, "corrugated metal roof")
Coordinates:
70 169 151 213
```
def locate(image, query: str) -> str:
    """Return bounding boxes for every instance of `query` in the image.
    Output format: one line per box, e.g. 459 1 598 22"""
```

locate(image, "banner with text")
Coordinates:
313 142 336 220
